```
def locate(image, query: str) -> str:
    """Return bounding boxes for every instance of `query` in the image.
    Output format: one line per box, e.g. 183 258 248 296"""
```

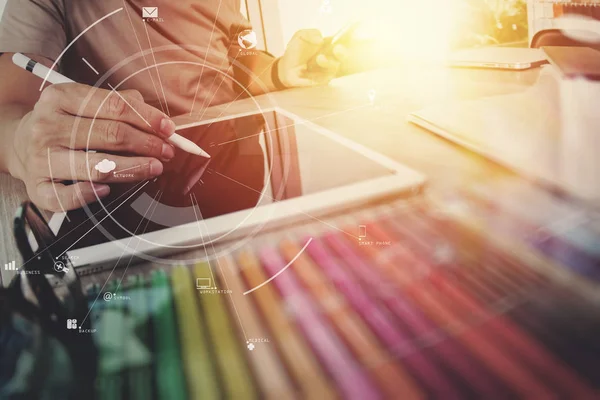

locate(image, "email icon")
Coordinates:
142 7 158 18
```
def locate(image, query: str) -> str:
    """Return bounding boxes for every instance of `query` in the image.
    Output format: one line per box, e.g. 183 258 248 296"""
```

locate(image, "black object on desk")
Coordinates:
0 201 97 399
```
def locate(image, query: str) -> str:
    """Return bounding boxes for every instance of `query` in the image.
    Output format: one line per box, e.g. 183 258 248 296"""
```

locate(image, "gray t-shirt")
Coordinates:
0 0 252 116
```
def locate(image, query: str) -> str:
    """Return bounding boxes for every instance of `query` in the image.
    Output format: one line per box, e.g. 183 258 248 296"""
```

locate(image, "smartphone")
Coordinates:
543 46 600 81
306 22 360 71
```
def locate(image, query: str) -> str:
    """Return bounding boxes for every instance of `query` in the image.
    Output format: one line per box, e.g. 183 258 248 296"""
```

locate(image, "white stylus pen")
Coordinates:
12 53 210 158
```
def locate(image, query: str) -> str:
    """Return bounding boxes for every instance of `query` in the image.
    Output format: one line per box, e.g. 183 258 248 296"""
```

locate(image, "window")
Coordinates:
269 0 531 60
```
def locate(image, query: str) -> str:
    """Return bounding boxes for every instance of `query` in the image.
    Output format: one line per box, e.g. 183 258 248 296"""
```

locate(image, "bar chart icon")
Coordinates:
4 261 16 271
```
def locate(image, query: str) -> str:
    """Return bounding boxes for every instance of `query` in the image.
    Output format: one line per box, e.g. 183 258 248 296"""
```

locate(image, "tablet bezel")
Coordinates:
50 108 425 273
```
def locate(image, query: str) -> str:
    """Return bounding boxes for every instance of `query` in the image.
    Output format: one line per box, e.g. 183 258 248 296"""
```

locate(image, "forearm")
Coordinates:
234 52 280 96
0 104 29 177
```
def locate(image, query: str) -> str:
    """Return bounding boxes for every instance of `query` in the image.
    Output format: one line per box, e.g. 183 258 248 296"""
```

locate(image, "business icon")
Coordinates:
142 7 158 19
94 158 117 174
67 319 78 330
238 30 258 50
196 277 212 289
4 261 16 271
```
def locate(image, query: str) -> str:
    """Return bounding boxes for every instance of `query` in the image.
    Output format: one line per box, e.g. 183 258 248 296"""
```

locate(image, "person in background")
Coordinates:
0 0 346 211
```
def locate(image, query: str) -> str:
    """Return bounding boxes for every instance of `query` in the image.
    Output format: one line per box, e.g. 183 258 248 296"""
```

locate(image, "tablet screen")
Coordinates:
55 111 395 251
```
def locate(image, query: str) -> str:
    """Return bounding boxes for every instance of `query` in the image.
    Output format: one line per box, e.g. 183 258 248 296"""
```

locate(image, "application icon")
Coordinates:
196 277 212 289
142 7 158 19
238 30 258 50
94 158 116 174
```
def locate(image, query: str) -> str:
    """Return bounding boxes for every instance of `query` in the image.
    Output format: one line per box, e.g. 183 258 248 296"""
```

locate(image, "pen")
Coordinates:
12 53 210 158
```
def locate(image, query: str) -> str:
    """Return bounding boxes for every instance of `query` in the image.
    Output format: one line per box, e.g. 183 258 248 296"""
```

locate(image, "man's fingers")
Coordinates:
49 150 164 183
293 29 323 46
315 54 340 70
35 181 110 212
332 44 348 61
39 83 176 138
284 66 319 87
120 89 145 102
66 116 175 161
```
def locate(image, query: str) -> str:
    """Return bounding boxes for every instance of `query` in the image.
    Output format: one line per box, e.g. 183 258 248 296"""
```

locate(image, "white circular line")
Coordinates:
243 237 313 295
39 7 124 91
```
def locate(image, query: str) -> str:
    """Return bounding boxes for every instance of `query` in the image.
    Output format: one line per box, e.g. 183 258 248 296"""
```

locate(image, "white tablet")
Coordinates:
50 109 425 274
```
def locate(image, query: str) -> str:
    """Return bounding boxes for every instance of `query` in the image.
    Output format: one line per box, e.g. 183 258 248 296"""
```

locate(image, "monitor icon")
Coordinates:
196 278 212 289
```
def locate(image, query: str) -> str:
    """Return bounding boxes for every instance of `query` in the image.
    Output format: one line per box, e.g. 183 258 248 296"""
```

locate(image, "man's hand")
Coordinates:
277 29 347 88
7 83 177 212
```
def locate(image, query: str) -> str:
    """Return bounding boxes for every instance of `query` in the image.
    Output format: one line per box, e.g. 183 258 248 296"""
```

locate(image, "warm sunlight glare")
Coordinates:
356 0 460 62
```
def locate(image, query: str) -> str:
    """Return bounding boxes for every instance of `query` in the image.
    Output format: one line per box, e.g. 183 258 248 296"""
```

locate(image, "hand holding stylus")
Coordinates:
7 54 189 211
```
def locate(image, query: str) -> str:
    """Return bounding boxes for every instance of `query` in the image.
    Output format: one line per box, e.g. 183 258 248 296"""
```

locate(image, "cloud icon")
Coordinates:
94 159 117 174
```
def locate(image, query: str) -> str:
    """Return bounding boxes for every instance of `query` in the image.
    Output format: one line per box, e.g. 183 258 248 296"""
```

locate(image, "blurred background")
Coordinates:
276 0 529 58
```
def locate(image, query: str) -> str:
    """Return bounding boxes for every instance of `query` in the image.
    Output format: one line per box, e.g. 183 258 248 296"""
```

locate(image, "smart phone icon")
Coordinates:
359 225 367 238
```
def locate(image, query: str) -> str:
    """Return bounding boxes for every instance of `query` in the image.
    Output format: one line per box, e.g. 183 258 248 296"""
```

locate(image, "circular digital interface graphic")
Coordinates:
43 7 298 271
72 54 289 264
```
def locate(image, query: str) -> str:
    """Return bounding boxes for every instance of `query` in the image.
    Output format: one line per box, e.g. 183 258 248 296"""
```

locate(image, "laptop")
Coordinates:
448 47 549 70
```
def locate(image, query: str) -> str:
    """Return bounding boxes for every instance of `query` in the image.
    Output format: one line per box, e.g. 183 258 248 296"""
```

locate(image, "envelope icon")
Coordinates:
142 7 158 18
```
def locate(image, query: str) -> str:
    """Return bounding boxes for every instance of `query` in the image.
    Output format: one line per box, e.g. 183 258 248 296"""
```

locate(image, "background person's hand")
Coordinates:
7 83 177 212
277 29 347 88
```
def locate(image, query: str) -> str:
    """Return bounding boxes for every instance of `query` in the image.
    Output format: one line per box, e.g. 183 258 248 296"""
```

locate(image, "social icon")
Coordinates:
103 292 113 302
54 261 68 273
94 158 116 174
368 89 377 104
3 261 16 271
142 7 158 19
67 319 78 330
196 277 212 289
238 30 258 50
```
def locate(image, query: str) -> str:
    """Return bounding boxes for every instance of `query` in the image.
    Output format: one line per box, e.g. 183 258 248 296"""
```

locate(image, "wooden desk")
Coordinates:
0 65 544 286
